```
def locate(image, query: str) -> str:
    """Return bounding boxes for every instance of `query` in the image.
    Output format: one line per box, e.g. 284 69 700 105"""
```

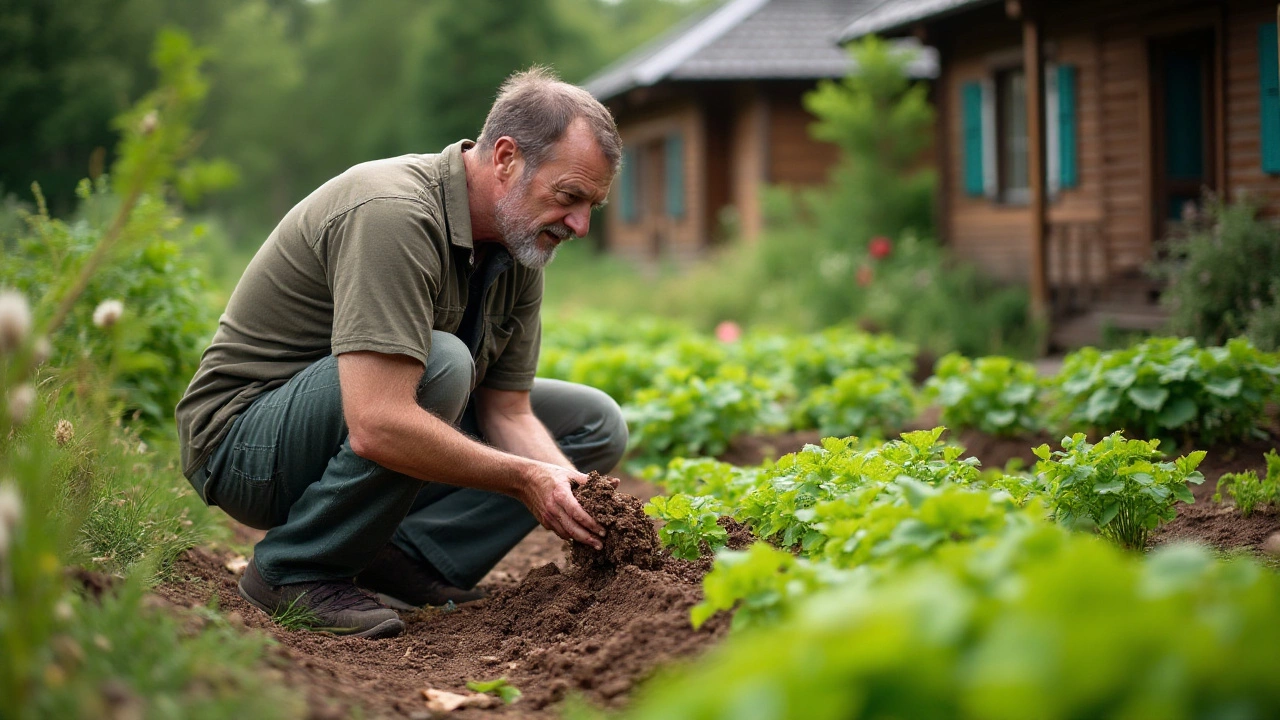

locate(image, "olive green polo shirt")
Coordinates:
175 140 543 479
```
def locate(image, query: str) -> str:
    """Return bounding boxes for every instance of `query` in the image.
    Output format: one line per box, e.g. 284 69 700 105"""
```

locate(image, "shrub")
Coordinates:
1160 196 1280 350
1213 450 1280 516
793 366 916 438
925 353 1042 436
1052 337 1280 445
1034 432 1204 549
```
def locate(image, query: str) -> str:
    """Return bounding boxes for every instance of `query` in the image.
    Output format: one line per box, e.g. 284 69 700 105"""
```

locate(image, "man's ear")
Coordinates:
492 136 523 184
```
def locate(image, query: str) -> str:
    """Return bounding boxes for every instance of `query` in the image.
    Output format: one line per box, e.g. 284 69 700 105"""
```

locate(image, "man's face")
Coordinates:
494 119 612 269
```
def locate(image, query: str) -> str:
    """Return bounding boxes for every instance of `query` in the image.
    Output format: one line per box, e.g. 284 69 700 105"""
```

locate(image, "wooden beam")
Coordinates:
1023 11 1049 326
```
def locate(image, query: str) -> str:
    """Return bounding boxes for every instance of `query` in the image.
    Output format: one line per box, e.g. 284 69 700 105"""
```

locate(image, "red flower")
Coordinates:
856 265 874 287
869 236 893 260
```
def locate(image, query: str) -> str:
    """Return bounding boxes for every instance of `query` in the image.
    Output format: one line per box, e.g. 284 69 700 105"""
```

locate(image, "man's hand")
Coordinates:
520 462 606 550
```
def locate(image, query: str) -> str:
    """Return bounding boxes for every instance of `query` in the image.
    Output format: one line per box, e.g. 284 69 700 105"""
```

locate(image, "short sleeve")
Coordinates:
322 198 445 365
481 270 543 391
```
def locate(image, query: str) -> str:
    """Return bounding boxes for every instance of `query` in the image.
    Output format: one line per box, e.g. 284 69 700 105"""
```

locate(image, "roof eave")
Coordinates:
838 0 1002 43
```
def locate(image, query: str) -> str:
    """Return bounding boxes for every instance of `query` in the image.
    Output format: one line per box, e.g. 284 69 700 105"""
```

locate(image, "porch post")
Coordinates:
1022 6 1050 330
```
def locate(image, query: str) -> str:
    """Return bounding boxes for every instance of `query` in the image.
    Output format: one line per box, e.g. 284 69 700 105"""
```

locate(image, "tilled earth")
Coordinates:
156 475 729 719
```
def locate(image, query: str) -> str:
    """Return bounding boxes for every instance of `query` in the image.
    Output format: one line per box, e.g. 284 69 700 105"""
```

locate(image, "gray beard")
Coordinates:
495 179 570 270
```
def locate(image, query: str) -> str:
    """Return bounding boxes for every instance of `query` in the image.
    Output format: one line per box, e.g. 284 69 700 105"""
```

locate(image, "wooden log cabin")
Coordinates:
843 0 1280 347
584 0 935 261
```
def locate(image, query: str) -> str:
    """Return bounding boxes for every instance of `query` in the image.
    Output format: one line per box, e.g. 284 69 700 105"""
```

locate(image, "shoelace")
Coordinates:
297 581 385 613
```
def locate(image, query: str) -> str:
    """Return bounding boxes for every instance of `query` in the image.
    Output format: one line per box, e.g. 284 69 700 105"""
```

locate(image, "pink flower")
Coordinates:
869 236 893 260
715 320 742 343
856 265 874 287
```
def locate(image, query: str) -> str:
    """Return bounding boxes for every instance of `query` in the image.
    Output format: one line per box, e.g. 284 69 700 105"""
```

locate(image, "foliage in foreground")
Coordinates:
1213 449 1280 517
1 30 302 719
1051 336 1280 445
614 532 1280 720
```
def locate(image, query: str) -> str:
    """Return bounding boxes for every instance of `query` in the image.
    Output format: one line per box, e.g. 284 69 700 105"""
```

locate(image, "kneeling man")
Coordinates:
176 68 626 639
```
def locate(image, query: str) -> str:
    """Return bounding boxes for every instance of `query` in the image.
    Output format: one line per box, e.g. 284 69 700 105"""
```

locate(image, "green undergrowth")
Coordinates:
1 31 307 720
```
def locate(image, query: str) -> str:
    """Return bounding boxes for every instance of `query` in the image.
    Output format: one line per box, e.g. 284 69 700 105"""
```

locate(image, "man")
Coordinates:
176 68 627 639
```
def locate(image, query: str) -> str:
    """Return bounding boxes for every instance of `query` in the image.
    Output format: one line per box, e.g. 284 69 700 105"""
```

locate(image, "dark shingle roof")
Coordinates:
585 0 932 102
839 0 999 41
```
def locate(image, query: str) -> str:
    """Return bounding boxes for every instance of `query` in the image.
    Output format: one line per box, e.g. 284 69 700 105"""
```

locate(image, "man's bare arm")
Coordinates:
337 351 604 548
473 386 573 468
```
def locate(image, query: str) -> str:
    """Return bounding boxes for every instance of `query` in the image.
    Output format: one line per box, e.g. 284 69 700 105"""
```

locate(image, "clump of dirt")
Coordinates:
718 516 756 550
568 471 663 575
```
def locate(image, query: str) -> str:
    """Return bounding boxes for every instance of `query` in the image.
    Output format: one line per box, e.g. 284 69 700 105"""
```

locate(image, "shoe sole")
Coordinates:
237 583 406 639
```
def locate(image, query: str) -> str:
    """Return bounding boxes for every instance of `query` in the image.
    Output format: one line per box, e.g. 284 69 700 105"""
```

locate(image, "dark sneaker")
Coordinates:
238 558 404 639
355 544 485 610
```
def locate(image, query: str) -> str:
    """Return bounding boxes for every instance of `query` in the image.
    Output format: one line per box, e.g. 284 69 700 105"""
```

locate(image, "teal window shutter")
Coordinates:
619 146 638 222
963 81 985 196
1259 23 1280 174
1057 64 1078 188
665 133 685 219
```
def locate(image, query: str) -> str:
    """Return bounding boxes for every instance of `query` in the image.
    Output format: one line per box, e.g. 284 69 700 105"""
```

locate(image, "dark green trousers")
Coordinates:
195 331 628 588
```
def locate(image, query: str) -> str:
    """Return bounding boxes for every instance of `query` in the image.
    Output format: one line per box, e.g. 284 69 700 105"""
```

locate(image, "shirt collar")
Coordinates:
441 139 475 250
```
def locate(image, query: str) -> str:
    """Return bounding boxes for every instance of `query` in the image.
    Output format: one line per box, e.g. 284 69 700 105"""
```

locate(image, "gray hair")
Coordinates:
475 66 622 177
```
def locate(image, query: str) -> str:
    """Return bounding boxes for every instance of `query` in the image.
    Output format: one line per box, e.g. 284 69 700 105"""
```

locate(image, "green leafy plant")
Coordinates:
1213 450 1280 517
644 494 728 561
690 542 847 631
793 366 916 438
624 364 784 466
466 677 522 704
925 353 1042 435
1051 337 1280 445
641 457 759 504
620 532 1280 720
1034 432 1205 549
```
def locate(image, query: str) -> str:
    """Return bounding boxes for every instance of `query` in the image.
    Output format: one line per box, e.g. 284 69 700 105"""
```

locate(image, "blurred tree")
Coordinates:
0 0 164 213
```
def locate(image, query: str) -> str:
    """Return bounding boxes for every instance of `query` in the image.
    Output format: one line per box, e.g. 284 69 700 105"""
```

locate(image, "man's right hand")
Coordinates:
519 462 606 550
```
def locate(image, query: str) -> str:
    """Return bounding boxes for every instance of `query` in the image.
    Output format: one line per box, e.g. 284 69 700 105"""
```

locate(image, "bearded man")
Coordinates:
176 68 626 639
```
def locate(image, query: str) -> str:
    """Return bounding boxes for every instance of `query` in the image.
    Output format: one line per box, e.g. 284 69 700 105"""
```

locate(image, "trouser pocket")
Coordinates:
206 399 287 530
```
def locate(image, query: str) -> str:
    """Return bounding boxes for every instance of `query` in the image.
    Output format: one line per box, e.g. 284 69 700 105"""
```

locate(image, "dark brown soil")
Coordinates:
155 473 726 720
568 472 663 574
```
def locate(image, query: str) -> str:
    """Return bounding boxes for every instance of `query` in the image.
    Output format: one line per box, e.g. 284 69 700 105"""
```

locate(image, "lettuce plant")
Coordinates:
1051 337 1280 444
924 353 1042 436
1034 432 1205 549
644 494 727 561
793 366 916 438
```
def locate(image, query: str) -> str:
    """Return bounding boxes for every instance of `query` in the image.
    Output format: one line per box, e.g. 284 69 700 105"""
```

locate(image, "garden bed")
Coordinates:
151 417 1279 719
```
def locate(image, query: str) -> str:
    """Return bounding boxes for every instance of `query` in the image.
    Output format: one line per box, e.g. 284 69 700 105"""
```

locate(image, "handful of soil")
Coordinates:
569 472 663 573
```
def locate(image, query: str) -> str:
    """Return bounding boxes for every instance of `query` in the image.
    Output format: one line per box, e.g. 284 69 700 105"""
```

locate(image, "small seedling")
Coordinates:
466 677 522 704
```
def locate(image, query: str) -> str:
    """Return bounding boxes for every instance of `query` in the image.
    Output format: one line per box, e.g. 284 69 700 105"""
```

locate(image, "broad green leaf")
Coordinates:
1095 479 1125 494
1156 397 1198 428
1204 377 1243 398
1127 385 1169 411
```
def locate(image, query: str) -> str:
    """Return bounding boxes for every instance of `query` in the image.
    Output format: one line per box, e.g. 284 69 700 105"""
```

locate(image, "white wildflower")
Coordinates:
92 299 124 329
0 290 31 354
139 110 159 135
0 481 22 532
54 601 74 622
32 336 52 365
8 384 35 425
54 419 74 446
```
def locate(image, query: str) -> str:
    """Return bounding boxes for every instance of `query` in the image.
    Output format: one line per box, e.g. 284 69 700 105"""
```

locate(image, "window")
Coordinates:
997 68 1030 203
961 63 1078 202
